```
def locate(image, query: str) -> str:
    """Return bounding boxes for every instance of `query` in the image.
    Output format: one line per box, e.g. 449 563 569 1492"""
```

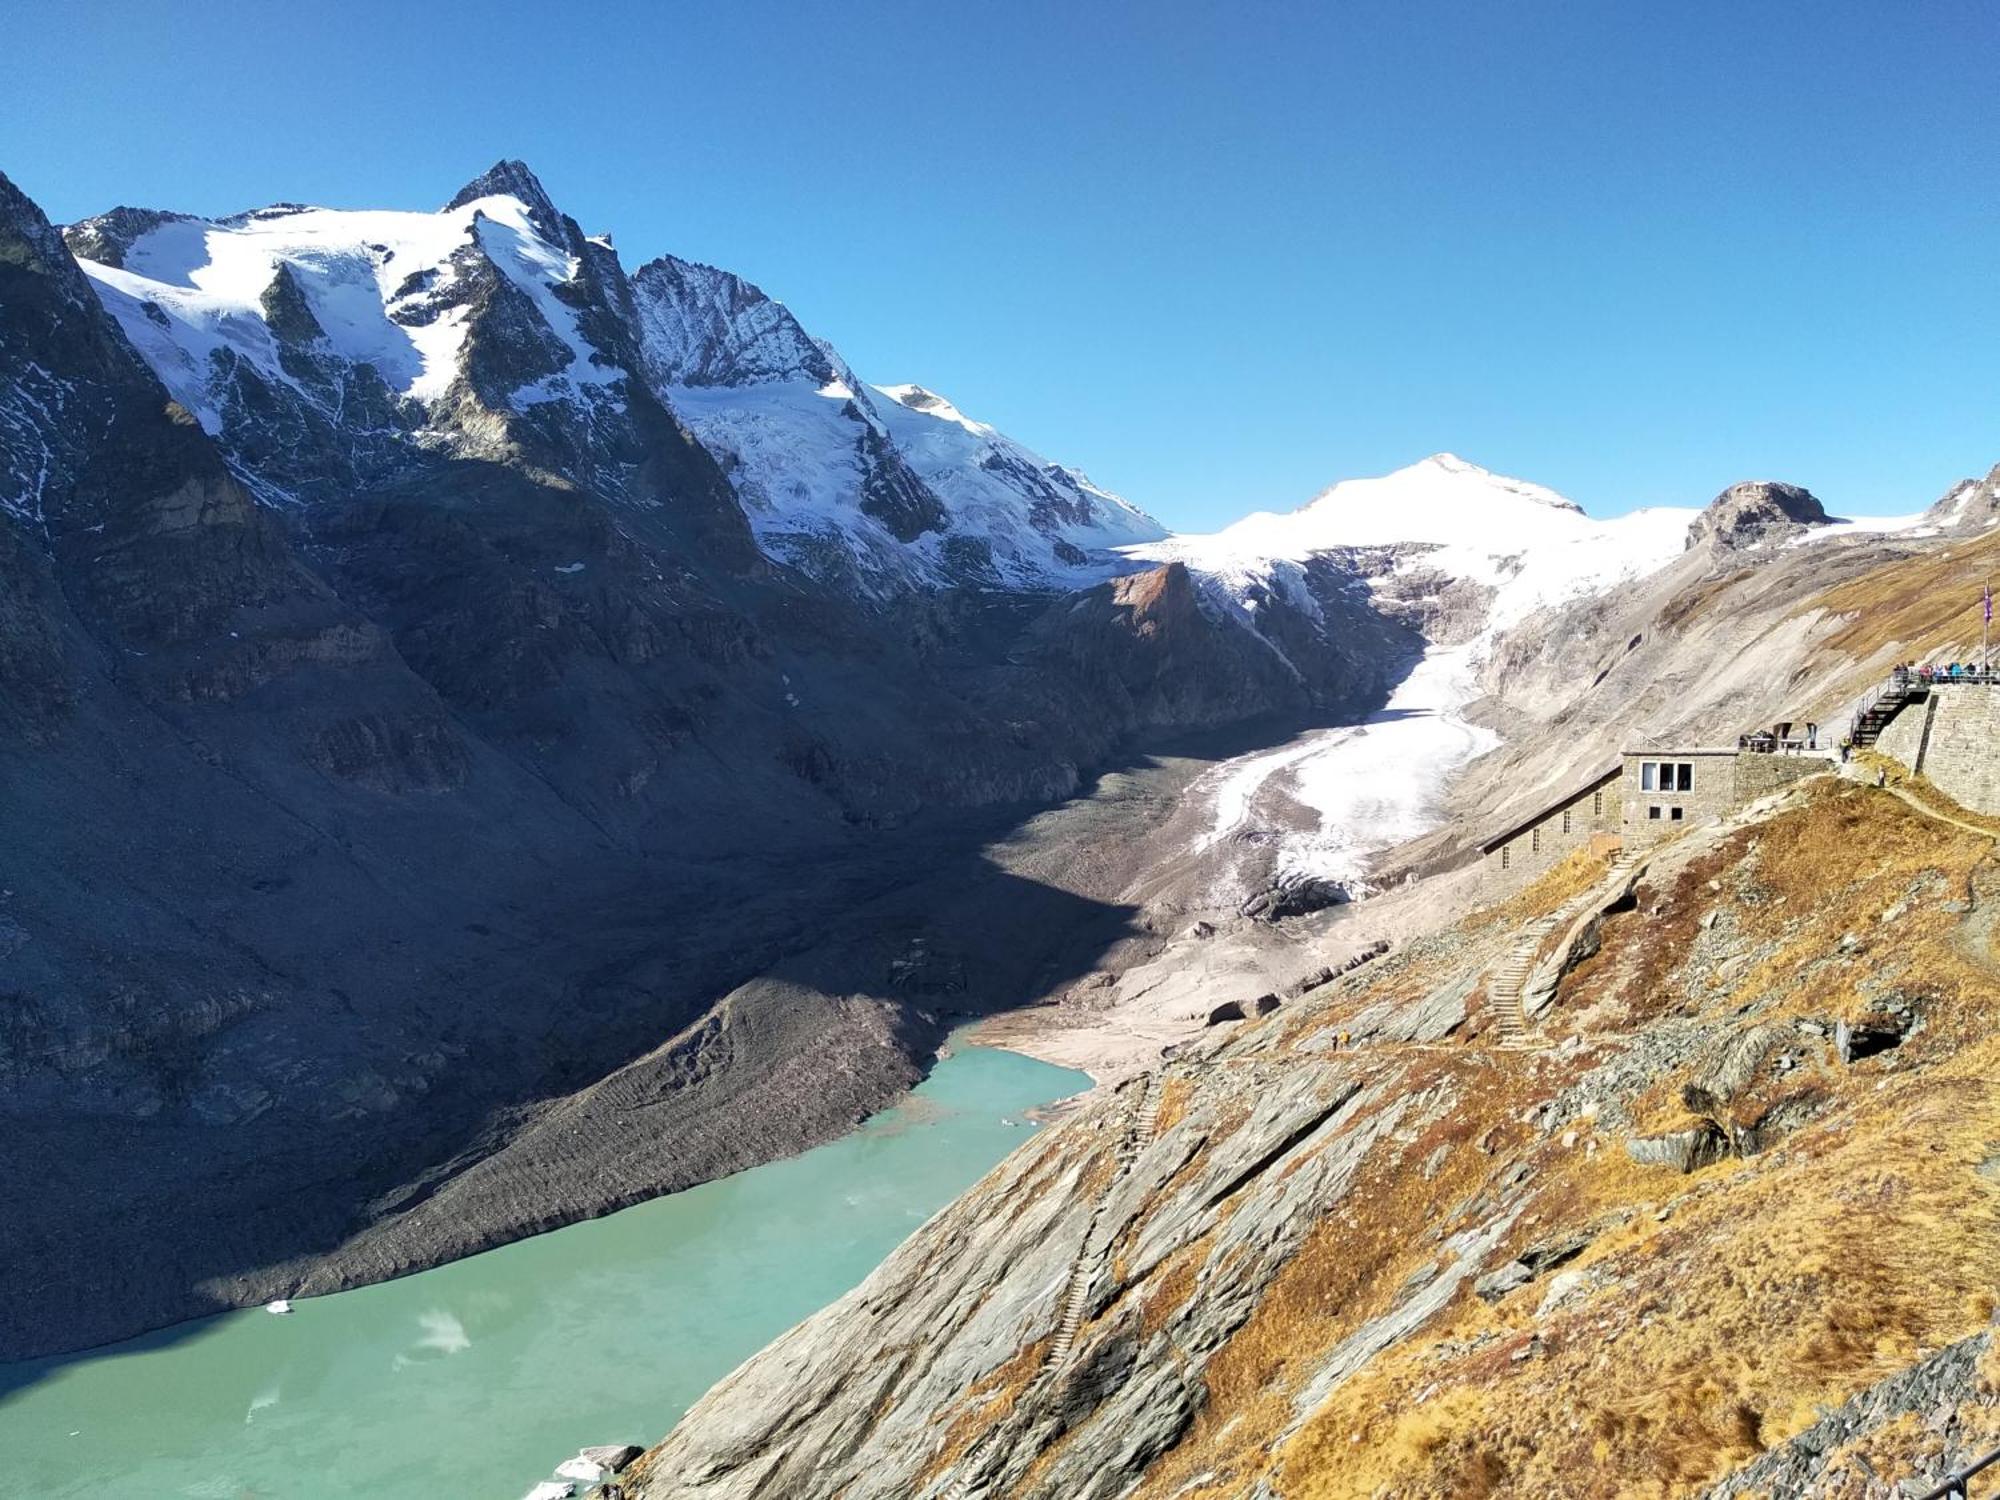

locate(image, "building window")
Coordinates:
1641 760 1695 792
1501 845 1510 870
1592 789 1603 816
1648 806 1662 820
1671 806 1685 821
1531 826 1541 853
1562 809 1572 834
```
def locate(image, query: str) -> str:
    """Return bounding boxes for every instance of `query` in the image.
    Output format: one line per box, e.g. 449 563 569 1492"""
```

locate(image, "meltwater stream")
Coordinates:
0 1045 1086 1499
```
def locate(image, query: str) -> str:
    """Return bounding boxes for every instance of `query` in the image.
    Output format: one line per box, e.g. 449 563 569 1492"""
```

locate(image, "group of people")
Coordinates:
1891 660 1997 687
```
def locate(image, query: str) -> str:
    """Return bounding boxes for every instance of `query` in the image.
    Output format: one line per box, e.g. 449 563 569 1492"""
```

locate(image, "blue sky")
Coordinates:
6 1 1994 528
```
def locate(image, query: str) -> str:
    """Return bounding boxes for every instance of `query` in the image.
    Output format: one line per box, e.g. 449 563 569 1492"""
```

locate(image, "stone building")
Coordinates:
1478 735 1830 889
1620 744 1827 844
1477 764 1622 884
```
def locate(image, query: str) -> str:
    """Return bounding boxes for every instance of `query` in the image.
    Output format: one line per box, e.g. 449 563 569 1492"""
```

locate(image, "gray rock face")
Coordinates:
630 255 835 389
579 1444 644 1472
625 945 1520 1500
1684 479 1829 552
1919 462 2000 535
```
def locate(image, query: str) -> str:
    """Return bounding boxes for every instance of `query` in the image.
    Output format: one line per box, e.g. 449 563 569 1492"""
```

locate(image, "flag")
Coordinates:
1986 584 1993 624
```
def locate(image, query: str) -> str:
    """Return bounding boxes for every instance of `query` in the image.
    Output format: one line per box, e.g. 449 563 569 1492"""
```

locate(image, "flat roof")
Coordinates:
1478 763 1622 854
1619 747 1739 757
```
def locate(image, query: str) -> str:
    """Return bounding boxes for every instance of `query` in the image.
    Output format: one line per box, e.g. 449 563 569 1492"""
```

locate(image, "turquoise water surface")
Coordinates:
0 1044 1085 1499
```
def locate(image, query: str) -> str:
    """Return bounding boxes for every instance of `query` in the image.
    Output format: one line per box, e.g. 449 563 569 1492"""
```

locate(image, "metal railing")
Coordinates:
1736 733 1824 753
1916 1444 2000 1500
1901 664 1999 687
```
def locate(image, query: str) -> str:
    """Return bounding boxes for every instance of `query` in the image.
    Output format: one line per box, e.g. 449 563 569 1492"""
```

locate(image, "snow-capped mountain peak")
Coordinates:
60 161 1168 596
1286 453 1587 543
631 255 832 389
627 269 1166 594
1128 455 1697 645
443 158 566 241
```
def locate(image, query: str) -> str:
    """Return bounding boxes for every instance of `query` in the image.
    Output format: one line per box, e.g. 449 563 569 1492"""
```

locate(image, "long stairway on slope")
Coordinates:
939 1068 1168 1499
1489 915 1558 1046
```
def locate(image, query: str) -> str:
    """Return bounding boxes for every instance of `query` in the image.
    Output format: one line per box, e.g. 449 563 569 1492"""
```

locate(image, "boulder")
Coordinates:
1836 1010 1913 1063
580 1446 643 1473
1240 877 1349 922
1474 1260 1534 1303
1286 966 1335 997
1625 1123 1730 1172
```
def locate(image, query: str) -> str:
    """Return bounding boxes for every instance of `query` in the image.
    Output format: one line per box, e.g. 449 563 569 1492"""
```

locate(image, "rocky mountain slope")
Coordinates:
10 151 1985 1380
0 160 1416 1360
629 774 2000 1498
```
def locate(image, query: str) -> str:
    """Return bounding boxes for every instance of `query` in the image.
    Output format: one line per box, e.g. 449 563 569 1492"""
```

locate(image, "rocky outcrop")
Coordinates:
1685 479 1829 552
1702 1332 1997 1498
1920 461 2000 535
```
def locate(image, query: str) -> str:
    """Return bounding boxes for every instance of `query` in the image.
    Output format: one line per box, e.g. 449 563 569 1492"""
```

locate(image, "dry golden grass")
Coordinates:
1813 529 2000 662
1474 844 1616 935
1153 1072 1196 1136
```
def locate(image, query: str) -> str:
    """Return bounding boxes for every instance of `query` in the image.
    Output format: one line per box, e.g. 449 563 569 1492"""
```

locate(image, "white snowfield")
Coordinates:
655 373 1166 595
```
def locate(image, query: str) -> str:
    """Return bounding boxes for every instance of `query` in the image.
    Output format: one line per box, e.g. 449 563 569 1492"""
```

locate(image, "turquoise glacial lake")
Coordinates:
0 1044 1086 1499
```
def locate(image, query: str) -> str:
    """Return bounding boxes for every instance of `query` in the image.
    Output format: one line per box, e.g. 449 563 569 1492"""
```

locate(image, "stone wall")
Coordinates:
1900 685 2000 814
1733 751 1830 802
1482 773 1621 890
1873 694 1932 770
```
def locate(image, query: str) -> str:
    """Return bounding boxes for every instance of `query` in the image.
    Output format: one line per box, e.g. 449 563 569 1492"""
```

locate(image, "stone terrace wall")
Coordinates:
1733 751 1830 802
1874 695 1933 770
1911 686 2000 814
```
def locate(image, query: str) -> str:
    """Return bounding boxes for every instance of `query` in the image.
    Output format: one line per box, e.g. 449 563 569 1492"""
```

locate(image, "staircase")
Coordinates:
1851 676 1928 748
1053 1069 1165 1360
1488 916 1558 1045
1118 1068 1167 1164
1045 1208 1104 1363
1490 850 1642 1048
939 1439 993 1500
